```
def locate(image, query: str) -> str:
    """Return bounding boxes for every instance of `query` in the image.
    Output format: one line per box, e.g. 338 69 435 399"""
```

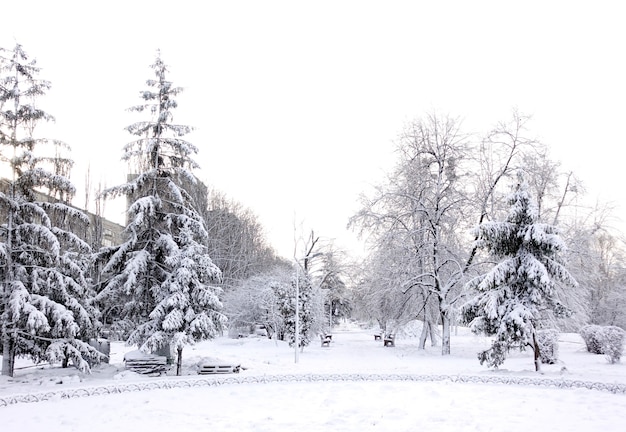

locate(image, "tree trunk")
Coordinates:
418 320 431 349
441 311 451 355
2 333 15 377
429 321 437 347
176 347 183 376
532 329 542 372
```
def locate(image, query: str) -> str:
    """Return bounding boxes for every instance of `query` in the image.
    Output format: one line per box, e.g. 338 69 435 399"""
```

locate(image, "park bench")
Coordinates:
124 350 168 375
198 364 241 374
320 333 332 347
374 333 382 341
383 334 395 347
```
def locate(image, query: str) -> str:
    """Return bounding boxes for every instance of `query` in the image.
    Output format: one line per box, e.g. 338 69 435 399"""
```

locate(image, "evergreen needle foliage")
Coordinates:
0 44 100 377
96 51 225 375
462 173 577 370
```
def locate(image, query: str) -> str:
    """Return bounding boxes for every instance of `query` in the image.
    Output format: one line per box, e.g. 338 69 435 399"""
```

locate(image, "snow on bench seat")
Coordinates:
198 364 241 375
123 350 168 375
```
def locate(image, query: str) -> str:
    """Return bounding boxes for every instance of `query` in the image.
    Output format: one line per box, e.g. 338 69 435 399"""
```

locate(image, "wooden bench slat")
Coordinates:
124 352 168 375
198 364 241 374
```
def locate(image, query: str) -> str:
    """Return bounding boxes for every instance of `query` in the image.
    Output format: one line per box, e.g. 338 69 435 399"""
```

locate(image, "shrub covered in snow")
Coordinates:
580 324 625 363
602 326 625 364
537 329 559 364
580 325 608 354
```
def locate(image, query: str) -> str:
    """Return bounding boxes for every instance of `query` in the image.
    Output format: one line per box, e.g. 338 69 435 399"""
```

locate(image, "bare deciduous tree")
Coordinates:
351 111 556 355
202 189 279 289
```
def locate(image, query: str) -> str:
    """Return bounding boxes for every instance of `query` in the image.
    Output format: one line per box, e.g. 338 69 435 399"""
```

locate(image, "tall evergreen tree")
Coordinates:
97 51 224 375
462 173 576 371
275 267 317 349
0 44 98 376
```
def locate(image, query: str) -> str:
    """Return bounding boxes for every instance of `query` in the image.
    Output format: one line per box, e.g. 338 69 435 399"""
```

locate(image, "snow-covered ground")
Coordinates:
1 322 625 431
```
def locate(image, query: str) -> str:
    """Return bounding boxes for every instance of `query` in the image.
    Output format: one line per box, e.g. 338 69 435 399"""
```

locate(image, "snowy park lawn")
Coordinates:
1 322 626 431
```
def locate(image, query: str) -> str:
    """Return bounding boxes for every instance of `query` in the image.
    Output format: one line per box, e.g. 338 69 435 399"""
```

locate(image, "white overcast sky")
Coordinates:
2 1 625 259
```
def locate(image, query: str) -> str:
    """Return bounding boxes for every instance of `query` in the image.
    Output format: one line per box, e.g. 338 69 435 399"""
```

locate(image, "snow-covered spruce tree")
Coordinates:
0 44 100 377
462 173 576 371
96 51 225 375
275 267 318 349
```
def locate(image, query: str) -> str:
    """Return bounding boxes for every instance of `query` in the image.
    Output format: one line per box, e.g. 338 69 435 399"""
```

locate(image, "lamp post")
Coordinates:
294 264 300 364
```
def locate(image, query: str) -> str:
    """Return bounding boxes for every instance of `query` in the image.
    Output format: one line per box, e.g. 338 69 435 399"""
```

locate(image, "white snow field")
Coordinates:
1 322 625 431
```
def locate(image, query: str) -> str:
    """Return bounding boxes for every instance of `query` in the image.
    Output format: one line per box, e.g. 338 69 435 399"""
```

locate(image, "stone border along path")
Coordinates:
1 373 626 407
